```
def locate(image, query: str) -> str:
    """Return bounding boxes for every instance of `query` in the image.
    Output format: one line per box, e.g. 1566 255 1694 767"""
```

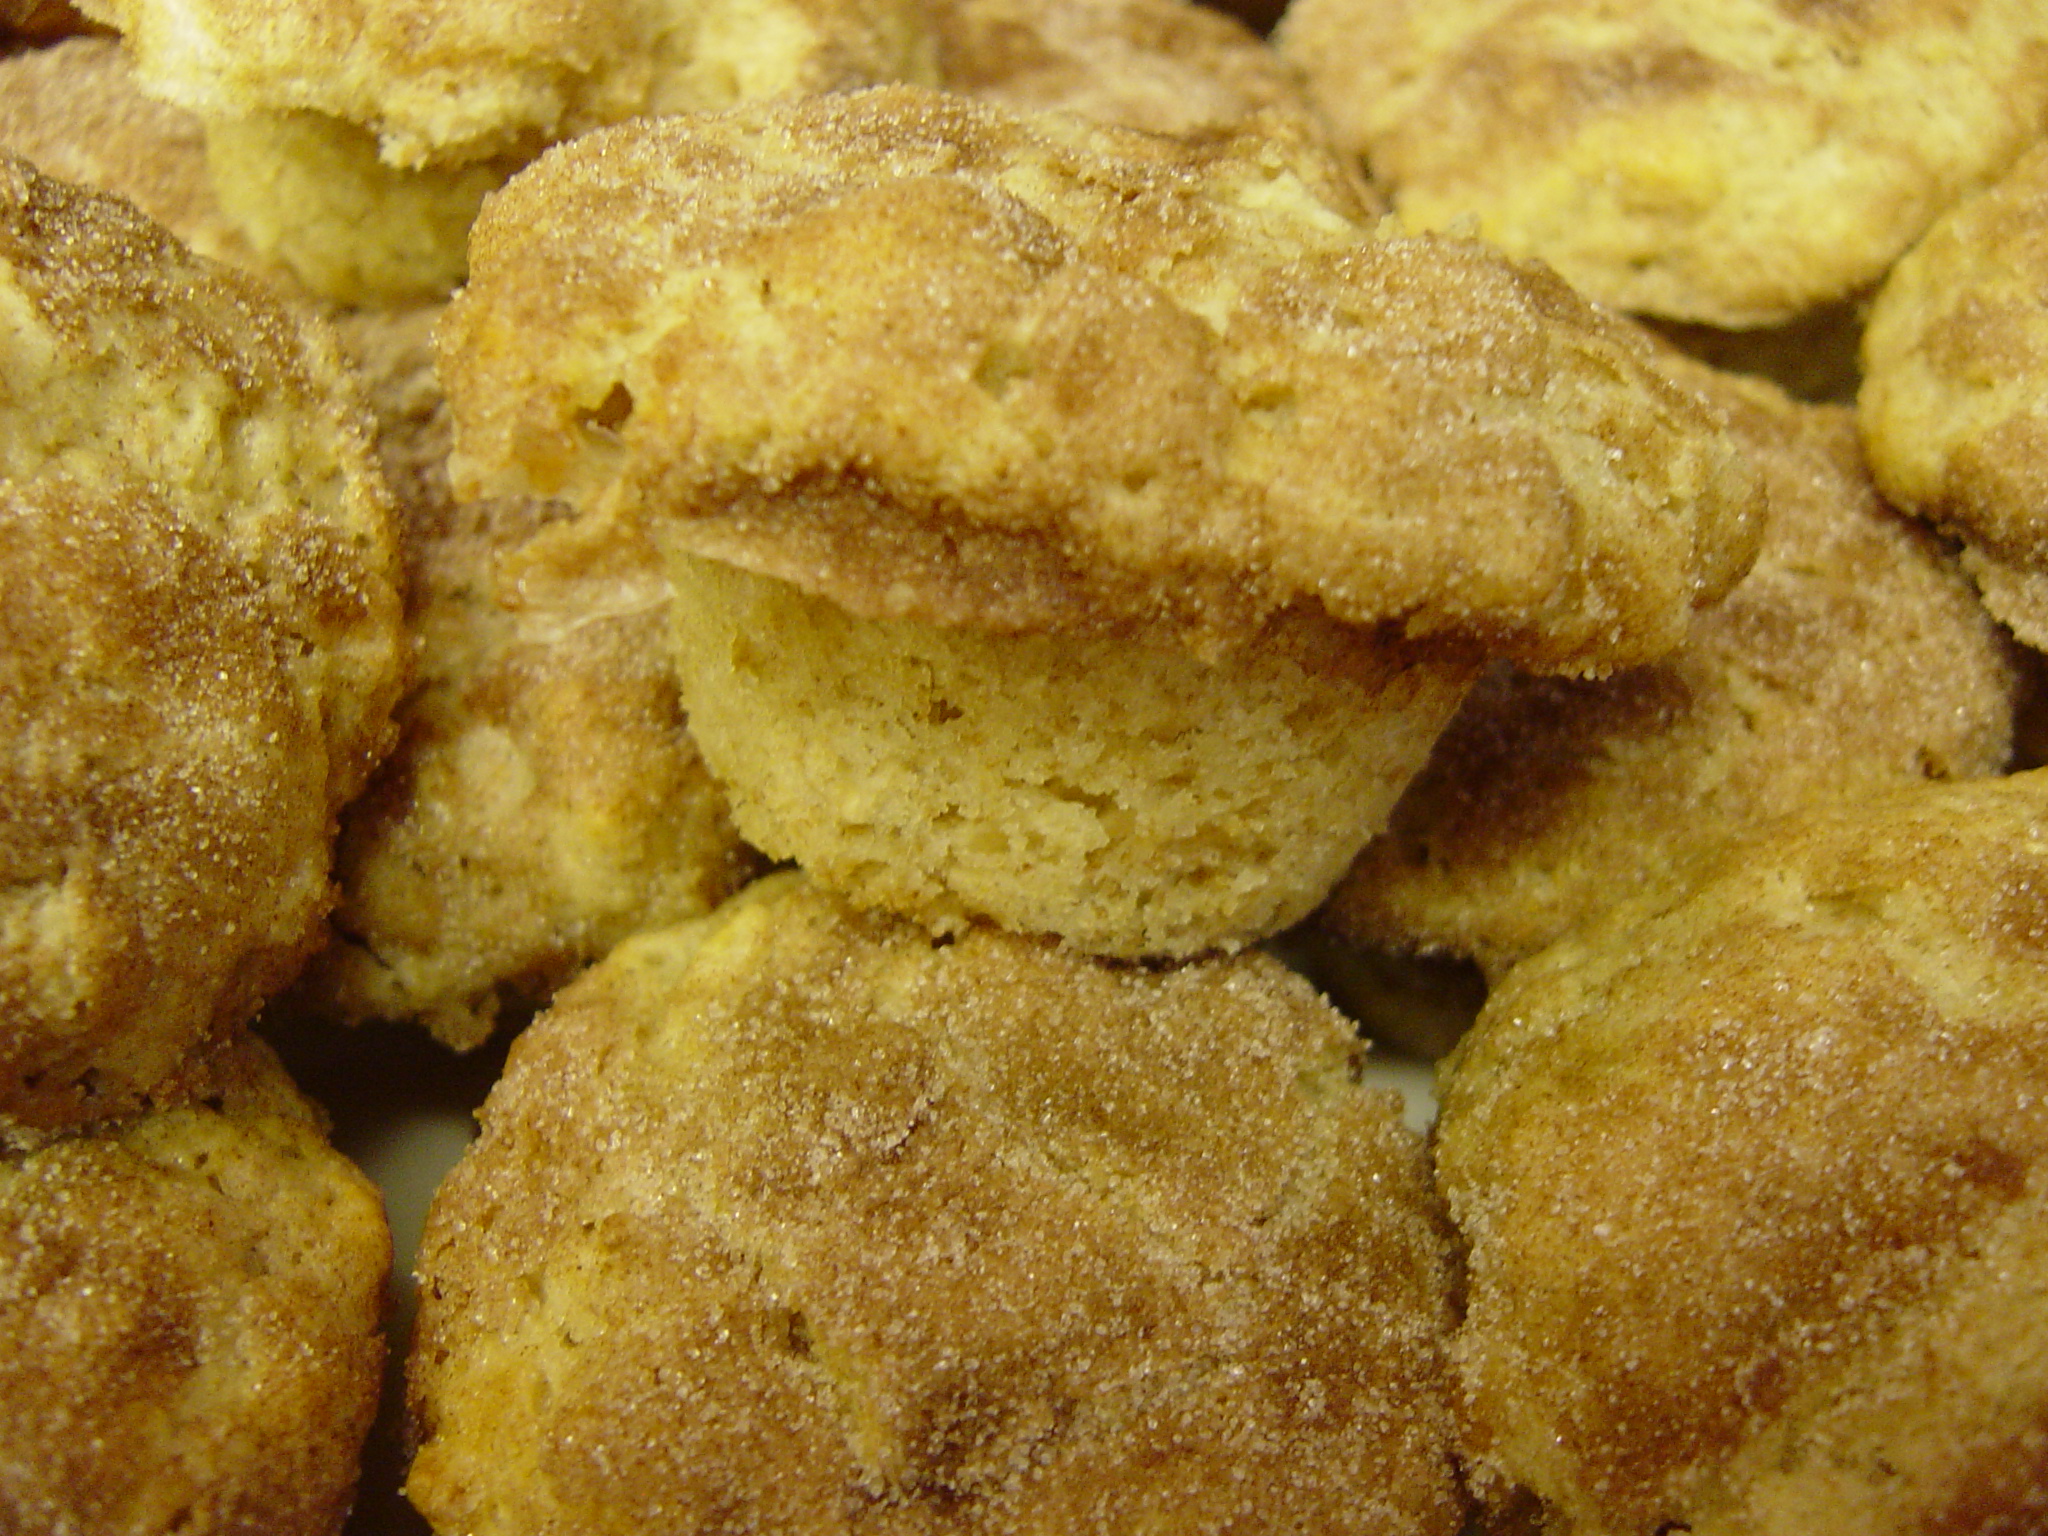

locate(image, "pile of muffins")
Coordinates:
4 0 2048 1531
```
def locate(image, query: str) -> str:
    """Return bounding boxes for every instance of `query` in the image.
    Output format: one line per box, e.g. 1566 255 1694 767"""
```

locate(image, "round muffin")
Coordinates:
0 157 403 1132
439 85 1764 957
1271 0 2048 329
1859 136 2048 650
283 303 759 1050
406 872 1467 1536
1435 769 2048 1533
0 1028 390 1536
1322 371 2021 981
78 0 939 301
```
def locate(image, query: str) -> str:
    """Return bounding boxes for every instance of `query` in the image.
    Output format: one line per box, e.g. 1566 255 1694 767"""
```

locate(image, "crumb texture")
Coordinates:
667 552 1476 957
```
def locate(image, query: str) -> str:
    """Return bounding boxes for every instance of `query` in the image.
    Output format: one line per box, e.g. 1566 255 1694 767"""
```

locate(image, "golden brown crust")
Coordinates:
0 476 332 1133
442 84 1763 674
1437 769 2048 1532
1859 137 2048 643
1323 377 2020 977
0 157 403 1128
0 36 266 275
0 1029 389 1535
408 873 1467 1535
1274 0 2048 327
0 155 404 811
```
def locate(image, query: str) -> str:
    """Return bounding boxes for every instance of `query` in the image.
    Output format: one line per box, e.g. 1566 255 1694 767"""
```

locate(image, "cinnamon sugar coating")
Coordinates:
1437 769 2048 1533
1324 373 2020 979
1859 137 2048 648
408 873 1466 1536
0 158 403 1131
1696 1166 2048 1536
0 156 402 810
0 1030 389 1536
0 475 331 1133
1273 0 2048 328
441 84 1763 675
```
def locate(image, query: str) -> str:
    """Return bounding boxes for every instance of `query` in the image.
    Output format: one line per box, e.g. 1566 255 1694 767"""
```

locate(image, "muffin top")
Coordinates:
0 1029 389 1536
1 154 404 810
1 155 404 1130
1437 769 2048 1532
409 872 1466 1534
441 84 1764 674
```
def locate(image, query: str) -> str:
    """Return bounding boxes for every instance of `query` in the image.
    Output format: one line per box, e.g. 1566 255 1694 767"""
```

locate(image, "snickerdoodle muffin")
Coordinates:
1436 769 2048 1534
1 1028 390 1536
78 0 939 302
0 67 761 1047
1322 370 2020 982
1271 0 2048 330
1859 136 2048 650
0 156 403 1132
283 303 759 1049
407 872 1466 1536
437 85 1764 959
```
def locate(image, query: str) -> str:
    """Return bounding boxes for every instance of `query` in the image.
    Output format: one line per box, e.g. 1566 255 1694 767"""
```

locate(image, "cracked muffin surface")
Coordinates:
408 873 1466 1536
